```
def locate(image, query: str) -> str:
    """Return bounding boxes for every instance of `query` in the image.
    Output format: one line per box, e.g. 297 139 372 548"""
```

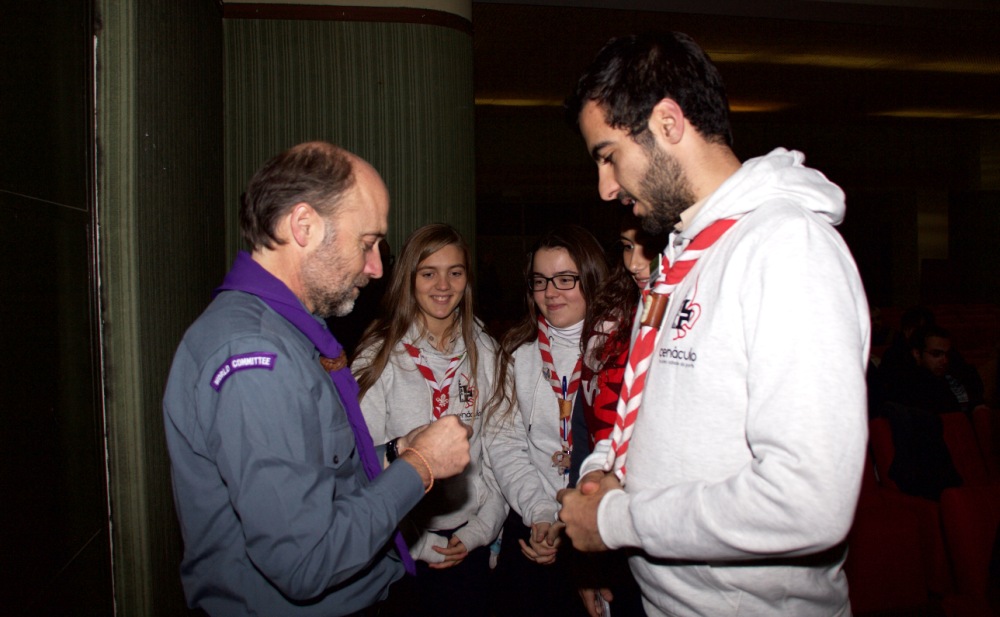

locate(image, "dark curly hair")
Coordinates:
584 213 668 373
566 32 732 147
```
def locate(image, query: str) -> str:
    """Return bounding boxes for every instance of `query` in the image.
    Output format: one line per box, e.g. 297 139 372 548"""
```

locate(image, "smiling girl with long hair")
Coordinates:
353 223 506 616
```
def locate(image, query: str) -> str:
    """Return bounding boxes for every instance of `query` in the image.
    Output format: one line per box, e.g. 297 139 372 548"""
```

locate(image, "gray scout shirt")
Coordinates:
164 289 423 616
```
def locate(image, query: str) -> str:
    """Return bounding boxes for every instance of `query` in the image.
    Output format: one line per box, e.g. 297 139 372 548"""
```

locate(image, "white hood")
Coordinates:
684 148 846 241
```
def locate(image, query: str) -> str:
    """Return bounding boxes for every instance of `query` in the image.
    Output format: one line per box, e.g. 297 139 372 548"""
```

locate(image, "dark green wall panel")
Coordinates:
0 1 112 613
225 18 475 258
97 0 223 614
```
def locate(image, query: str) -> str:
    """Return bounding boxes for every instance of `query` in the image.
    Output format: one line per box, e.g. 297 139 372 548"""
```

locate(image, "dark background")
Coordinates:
470 1 1000 323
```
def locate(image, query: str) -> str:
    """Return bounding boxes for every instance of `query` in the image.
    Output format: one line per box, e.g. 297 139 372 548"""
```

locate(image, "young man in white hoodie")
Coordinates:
557 33 870 617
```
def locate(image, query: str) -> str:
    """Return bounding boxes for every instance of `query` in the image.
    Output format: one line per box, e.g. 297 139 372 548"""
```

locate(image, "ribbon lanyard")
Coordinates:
403 343 464 420
537 316 582 474
560 376 571 452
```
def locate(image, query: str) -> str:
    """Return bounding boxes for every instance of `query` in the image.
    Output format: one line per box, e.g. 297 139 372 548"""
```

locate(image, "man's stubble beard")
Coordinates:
325 289 361 318
634 132 697 235
301 226 369 318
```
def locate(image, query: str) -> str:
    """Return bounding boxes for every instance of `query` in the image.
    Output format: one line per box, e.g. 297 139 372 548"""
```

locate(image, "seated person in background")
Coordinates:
879 325 975 500
878 305 936 380
884 325 987 416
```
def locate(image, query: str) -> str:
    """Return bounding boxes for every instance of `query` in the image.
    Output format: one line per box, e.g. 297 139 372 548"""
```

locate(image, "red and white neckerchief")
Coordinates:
537 315 583 474
403 343 465 420
605 217 740 482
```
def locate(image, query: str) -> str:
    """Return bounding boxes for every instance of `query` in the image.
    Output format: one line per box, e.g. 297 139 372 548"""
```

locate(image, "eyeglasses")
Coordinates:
528 275 581 292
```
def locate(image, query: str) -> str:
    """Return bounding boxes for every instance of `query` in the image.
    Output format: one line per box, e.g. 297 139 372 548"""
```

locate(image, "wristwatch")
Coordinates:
386 437 400 463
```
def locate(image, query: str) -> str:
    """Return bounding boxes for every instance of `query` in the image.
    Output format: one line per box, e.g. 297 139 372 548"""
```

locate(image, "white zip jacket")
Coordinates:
581 148 870 617
354 320 507 563
486 329 582 527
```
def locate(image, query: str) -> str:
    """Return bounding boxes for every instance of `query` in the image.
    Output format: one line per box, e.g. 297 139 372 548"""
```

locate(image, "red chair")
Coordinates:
936 413 1000 604
868 417 954 594
846 453 929 613
939 485 1000 598
973 406 1000 479
869 417 899 491
940 411 992 487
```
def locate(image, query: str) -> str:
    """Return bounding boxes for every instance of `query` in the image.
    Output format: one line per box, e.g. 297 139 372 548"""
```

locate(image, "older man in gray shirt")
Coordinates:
164 142 471 616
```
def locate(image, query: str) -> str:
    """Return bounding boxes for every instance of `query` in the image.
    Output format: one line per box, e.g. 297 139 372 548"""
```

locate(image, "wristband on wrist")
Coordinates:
386 437 400 463
399 447 434 494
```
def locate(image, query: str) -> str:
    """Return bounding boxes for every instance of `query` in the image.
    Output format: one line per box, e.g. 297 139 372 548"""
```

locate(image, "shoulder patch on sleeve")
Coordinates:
211 352 278 391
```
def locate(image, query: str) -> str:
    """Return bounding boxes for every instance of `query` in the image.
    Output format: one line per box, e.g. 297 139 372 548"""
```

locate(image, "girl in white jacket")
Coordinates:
484 224 609 617
353 223 506 616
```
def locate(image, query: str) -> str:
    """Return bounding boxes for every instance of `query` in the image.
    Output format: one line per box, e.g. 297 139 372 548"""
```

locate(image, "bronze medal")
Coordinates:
558 398 572 419
551 449 570 472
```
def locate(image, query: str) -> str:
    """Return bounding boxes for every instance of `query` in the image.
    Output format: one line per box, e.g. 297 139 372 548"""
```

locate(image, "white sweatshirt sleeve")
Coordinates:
579 439 612 478
408 529 450 563
485 400 560 525
452 454 509 551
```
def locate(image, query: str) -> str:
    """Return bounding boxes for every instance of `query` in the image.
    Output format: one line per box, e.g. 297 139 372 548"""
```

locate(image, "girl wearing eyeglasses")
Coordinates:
484 224 608 617
352 223 507 616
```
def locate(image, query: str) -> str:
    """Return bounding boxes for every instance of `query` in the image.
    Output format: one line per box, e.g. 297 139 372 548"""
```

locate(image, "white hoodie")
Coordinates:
354 320 507 563
486 326 583 527
581 149 870 617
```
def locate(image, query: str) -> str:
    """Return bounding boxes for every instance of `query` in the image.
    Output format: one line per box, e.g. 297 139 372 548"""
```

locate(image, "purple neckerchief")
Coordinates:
215 251 416 576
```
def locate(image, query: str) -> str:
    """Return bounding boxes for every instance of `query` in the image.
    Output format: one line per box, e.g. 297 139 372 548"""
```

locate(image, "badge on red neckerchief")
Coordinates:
403 343 464 420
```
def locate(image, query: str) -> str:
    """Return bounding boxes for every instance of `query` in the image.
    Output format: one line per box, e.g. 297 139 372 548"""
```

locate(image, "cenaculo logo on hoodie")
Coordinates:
457 372 477 422
659 344 697 367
